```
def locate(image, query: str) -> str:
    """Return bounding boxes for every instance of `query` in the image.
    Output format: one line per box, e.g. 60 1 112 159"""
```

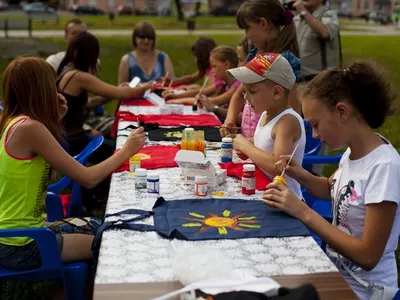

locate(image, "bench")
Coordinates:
0 19 32 38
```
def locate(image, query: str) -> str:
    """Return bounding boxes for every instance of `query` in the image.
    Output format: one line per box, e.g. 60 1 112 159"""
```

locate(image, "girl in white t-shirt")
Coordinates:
263 61 400 299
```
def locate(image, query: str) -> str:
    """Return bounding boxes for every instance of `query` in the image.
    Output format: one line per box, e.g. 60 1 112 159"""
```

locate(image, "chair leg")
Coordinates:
63 263 89 300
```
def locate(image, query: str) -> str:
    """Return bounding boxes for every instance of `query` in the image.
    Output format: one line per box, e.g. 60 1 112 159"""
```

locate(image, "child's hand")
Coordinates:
220 120 236 137
141 81 156 93
119 82 130 87
162 90 173 98
164 92 178 100
123 127 147 156
57 93 68 120
274 155 304 180
233 134 251 152
197 95 214 112
262 182 309 220
160 75 172 86
235 149 248 161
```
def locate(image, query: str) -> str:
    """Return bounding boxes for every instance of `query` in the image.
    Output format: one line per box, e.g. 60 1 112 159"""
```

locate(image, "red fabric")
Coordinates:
218 162 272 191
59 194 71 217
121 98 155 106
114 145 181 172
116 111 222 127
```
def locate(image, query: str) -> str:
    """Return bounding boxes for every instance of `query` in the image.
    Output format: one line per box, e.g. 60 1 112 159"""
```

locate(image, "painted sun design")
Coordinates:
181 210 261 235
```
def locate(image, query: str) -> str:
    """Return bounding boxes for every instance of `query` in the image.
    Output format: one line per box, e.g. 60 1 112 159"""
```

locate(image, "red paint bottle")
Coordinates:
242 164 256 195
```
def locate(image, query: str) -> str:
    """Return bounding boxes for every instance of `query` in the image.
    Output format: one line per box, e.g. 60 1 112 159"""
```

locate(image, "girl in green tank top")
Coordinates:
0 57 146 271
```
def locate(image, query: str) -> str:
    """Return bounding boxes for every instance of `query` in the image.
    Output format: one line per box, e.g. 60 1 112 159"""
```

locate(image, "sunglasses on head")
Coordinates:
137 34 154 40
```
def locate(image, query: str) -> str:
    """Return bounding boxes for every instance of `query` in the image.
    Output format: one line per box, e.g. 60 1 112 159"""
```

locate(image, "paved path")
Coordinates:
0 27 399 38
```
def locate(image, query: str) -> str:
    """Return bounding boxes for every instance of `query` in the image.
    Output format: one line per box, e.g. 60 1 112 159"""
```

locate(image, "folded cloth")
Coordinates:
218 162 272 191
114 145 181 172
121 98 155 106
111 111 222 138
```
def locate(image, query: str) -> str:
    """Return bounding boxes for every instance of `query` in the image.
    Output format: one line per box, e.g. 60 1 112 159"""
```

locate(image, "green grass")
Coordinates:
0 14 382 31
1 35 400 151
0 15 239 30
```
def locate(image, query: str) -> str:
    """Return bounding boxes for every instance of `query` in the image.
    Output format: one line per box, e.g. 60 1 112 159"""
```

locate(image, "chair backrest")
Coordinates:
74 135 104 165
304 120 322 156
0 228 64 280
47 135 104 220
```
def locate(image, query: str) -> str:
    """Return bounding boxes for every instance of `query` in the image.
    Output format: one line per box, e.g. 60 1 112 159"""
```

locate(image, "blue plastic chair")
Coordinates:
302 153 343 251
303 121 323 172
47 136 104 221
302 153 343 221
303 121 322 156
0 227 88 300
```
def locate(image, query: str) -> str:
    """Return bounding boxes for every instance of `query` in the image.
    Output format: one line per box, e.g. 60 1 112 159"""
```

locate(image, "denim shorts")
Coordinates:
0 217 101 270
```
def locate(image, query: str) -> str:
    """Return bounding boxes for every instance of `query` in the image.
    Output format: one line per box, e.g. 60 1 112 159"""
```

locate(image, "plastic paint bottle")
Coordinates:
135 168 147 189
220 137 233 163
195 175 208 197
147 173 160 194
242 164 256 195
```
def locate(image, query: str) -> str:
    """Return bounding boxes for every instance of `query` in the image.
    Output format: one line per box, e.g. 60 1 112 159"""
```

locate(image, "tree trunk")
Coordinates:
175 0 184 20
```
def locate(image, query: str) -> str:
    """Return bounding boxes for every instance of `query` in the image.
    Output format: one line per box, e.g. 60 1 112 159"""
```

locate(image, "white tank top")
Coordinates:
254 109 306 200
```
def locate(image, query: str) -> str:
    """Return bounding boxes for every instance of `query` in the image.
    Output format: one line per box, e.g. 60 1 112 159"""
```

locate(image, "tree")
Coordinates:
175 0 184 21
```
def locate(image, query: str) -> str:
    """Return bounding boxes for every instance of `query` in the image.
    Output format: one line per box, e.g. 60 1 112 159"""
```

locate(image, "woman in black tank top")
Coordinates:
57 32 154 161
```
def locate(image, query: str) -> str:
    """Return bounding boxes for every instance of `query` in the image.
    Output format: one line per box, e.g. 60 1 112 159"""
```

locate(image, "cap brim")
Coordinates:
227 67 266 84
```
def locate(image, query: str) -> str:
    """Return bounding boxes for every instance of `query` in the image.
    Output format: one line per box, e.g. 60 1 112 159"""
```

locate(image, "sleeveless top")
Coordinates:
254 109 306 200
0 116 50 246
56 66 88 140
128 51 166 82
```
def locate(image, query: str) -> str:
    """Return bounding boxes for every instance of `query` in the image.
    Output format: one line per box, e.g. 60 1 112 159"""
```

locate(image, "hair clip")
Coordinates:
281 10 294 26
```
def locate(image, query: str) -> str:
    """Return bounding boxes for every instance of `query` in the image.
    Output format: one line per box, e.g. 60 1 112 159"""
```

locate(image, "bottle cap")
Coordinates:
195 175 208 183
135 168 147 176
130 155 141 162
147 173 159 180
243 164 255 171
222 137 232 143
184 128 194 132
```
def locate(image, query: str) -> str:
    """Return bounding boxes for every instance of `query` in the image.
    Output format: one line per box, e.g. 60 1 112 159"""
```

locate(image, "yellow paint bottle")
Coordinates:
273 175 287 186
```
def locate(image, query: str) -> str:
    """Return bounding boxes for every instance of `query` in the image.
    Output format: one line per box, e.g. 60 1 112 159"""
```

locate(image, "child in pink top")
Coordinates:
237 38 262 137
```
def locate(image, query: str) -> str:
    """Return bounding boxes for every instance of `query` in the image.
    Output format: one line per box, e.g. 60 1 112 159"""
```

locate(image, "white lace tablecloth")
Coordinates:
95 120 337 285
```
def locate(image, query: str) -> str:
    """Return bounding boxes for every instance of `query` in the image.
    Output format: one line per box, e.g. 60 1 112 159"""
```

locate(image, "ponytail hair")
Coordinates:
302 61 396 129
191 37 217 76
236 0 299 57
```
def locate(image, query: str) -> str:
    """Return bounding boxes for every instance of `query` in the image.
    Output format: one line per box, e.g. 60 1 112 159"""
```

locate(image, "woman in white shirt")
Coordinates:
263 61 400 299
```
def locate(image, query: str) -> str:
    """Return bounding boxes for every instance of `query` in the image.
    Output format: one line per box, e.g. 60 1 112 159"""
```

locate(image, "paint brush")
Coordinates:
193 77 209 111
161 71 169 87
168 79 174 89
137 117 141 127
280 144 299 177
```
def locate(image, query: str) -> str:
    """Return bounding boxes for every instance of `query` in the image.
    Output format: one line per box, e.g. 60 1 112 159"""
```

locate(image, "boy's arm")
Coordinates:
234 115 300 175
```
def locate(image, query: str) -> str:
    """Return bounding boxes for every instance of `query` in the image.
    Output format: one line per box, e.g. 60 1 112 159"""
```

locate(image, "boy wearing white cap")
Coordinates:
228 53 306 199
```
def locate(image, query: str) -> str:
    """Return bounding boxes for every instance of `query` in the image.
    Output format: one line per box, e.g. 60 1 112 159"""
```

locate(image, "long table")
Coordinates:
94 103 357 300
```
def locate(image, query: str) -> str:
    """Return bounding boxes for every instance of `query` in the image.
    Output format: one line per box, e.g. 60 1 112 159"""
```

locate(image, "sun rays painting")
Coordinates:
181 210 261 235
